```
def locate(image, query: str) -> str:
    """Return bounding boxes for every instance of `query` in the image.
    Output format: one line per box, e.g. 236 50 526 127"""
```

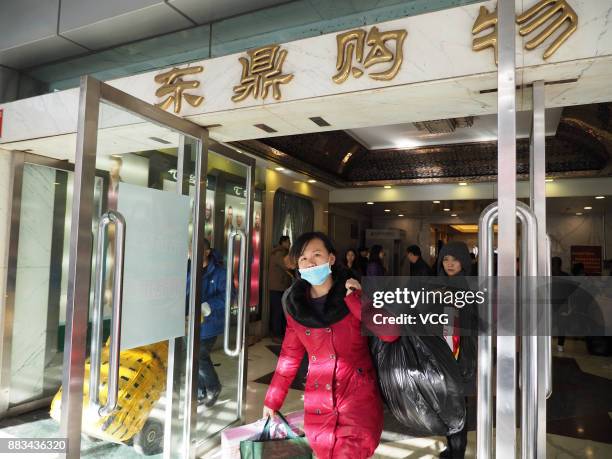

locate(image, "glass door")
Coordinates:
60 77 254 459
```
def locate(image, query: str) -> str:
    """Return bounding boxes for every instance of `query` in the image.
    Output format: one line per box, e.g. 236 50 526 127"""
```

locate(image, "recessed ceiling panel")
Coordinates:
348 109 563 150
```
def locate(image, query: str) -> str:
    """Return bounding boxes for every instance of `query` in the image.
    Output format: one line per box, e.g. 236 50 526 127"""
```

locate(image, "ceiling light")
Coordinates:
307 179 317 183
433 200 440 204
384 185 392 189
458 182 467 186
584 206 592 210
443 208 451 212
576 212 583 216
324 210 328 213
366 202 374 205
384 209 391 212
274 167 285 171
595 196 605 199
293 180 301 184
398 214 404 217
545 178 554 182
451 213 457 217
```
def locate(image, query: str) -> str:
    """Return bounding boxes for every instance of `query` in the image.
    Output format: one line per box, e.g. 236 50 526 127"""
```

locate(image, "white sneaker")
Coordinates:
557 345 564 352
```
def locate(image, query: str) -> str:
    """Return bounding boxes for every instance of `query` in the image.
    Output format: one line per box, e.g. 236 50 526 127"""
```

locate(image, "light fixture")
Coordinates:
433 200 440 204
443 208 451 212
324 210 329 213
307 179 317 183
595 196 605 199
398 214 404 217
584 206 592 210
451 213 458 217
366 202 374 205
545 178 554 182
275 167 285 171
384 209 391 212
54 182 61 185
384 185 392 189
458 182 467 186
576 212 583 216
293 180 302 184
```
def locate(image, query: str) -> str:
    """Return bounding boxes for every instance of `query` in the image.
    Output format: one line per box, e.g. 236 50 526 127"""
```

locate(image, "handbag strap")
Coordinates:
259 412 300 440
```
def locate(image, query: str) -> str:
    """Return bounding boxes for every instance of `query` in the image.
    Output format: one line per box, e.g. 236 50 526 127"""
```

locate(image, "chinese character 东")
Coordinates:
333 26 407 84
154 66 204 114
232 45 294 102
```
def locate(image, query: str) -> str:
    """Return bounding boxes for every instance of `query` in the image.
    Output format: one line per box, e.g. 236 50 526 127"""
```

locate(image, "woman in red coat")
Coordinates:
262 232 398 459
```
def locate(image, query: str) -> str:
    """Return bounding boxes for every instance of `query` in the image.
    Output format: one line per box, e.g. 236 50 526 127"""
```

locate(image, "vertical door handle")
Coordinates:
545 234 552 398
89 210 126 416
224 229 247 357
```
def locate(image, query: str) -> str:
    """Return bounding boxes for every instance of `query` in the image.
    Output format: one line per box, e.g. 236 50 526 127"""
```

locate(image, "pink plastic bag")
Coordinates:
221 411 305 459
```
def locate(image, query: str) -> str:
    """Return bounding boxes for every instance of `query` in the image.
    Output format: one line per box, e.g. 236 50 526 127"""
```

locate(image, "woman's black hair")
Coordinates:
344 248 357 266
289 231 336 266
369 244 384 265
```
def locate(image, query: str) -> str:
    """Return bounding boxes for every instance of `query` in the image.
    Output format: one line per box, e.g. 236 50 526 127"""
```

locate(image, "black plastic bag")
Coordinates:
370 335 466 437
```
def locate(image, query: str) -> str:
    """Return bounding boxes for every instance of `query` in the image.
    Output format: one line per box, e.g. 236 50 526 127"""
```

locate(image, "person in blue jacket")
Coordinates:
187 238 227 407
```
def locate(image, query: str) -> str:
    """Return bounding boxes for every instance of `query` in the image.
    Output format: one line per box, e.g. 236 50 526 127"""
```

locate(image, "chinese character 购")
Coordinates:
333 26 407 84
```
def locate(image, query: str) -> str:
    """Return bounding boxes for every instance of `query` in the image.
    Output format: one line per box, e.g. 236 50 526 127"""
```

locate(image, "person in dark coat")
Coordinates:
263 232 398 459
403 245 433 276
343 248 363 280
268 235 292 342
366 244 386 276
187 239 227 407
436 241 477 459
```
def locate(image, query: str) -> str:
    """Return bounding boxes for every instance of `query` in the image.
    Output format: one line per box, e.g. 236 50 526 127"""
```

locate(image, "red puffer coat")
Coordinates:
264 275 398 459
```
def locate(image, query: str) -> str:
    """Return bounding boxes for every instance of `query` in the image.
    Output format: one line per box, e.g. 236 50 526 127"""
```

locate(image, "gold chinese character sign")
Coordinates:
472 0 578 64
154 66 204 114
232 45 294 102
472 6 498 65
516 0 577 60
333 26 407 84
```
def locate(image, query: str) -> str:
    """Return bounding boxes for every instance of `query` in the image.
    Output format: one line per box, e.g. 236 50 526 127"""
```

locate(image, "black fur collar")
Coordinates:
282 271 350 328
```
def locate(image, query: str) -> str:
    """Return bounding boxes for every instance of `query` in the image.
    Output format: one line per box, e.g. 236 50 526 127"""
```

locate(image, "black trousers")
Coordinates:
446 405 468 458
269 290 287 338
198 336 221 398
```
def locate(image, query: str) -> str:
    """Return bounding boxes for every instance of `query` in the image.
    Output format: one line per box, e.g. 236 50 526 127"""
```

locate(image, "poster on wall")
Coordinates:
250 200 262 312
224 183 263 315
571 245 602 275
204 188 215 243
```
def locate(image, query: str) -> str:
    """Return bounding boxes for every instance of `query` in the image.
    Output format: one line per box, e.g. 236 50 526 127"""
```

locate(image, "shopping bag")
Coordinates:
370 335 466 437
240 412 312 459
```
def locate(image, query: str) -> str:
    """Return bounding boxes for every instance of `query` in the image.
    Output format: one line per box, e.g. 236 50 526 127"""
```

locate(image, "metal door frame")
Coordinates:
1 153 73 417
60 75 256 459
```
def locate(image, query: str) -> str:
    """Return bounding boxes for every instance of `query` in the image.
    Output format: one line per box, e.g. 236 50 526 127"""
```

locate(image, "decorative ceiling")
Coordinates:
239 102 612 187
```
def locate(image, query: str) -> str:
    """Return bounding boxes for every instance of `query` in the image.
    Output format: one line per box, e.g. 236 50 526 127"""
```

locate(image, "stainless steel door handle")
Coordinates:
224 229 247 357
89 210 126 416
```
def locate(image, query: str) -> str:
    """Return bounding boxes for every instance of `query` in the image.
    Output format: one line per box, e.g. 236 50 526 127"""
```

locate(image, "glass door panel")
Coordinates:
191 147 254 452
62 78 208 459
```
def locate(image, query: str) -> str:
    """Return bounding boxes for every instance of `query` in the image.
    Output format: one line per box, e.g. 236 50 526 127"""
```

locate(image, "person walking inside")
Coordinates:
193 239 226 407
263 232 398 459
343 248 363 279
268 235 292 342
436 241 477 458
366 244 386 276
405 245 433 276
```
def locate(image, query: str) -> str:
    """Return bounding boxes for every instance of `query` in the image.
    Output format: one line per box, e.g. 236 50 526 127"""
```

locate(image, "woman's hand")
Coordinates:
345 278 361 295
262 405 276 419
